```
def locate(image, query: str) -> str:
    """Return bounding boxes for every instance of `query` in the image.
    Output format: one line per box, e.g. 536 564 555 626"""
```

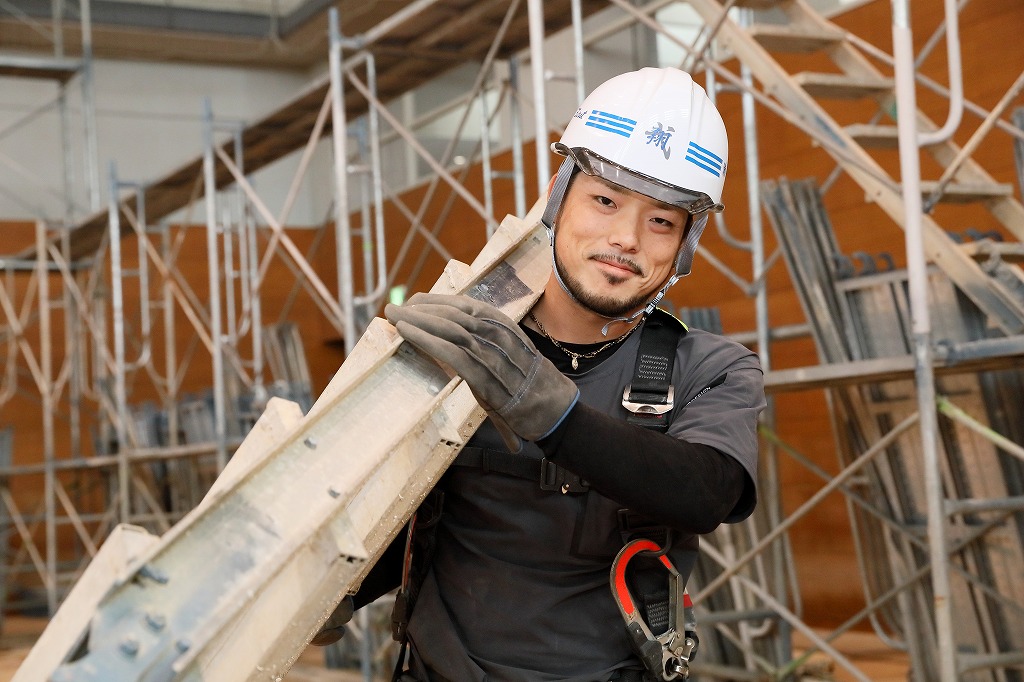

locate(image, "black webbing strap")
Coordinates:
454 446 589 494
622 309 686 432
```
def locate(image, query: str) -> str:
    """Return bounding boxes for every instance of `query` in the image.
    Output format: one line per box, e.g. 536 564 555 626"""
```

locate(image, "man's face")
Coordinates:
553 173 691 318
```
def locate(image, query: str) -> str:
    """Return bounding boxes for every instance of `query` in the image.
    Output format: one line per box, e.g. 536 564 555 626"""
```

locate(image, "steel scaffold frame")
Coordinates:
1 1 1023 681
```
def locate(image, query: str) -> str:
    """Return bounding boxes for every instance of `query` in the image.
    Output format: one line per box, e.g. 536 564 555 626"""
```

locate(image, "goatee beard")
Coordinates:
554 254 652 318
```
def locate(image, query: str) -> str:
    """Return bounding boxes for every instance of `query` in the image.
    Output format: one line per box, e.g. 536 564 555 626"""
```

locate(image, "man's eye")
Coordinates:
652 217 675 228
595 195 615 207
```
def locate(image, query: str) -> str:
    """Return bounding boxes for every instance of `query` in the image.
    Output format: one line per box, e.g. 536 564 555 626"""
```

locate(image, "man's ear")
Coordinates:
545 173 558 198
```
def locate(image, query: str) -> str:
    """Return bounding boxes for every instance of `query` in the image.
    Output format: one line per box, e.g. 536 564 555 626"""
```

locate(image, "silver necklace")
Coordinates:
527 312 639 370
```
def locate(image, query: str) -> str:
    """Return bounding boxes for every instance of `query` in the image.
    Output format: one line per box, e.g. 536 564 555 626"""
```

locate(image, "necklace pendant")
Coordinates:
571 356 579 370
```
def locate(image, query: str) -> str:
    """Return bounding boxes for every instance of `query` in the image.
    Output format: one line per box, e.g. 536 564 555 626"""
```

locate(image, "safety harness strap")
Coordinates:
622 310 686 433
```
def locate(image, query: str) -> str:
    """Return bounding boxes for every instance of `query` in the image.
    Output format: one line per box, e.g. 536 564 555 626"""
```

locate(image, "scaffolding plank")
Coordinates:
959 241 1024 264
792 71 894 99
748 23 844 53
764 340 1024 393
918 180 1015 204
0 55 81 82
843 123 962 150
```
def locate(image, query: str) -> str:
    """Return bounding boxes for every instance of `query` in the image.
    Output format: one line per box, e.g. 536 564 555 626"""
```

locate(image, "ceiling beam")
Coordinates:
0 0 337 40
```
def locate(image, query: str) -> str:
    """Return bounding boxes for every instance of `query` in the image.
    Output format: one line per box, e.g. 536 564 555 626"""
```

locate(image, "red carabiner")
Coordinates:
610 539 698 680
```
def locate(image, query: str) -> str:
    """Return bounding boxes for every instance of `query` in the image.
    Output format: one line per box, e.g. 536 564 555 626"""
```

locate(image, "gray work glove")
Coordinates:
310 594 354 647
384 293 579 452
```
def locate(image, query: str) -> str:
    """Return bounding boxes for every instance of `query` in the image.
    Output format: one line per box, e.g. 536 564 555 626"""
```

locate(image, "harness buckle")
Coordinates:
622 385 675 415
539 458 589 494
611 539 699 680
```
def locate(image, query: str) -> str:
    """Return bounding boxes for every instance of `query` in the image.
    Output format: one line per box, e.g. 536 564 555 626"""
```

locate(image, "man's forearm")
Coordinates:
538 403 748 534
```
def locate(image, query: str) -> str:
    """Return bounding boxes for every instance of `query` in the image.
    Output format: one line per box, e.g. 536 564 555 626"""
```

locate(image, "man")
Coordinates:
321 67 765 681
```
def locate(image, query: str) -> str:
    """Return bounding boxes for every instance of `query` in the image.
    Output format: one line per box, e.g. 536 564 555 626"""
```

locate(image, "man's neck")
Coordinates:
528 277 642 344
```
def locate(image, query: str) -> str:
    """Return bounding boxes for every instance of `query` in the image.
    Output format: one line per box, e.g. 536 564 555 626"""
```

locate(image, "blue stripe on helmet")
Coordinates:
585 110 636 138
685 141 723 176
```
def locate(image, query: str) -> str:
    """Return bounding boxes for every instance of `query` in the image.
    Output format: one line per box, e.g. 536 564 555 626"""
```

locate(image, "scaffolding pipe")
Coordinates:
124 184 153 371
107 164 133 522
570 0 586 106
247 207 265 392
79 0 100 212
923 68 1024 213
222 205 237 345
61 200 83 464
735 17 791 654
36 220 57 614
352 52 389 312
329 8 358 355
160 222 180 458
224 127 246 346
844 31 1024 143
891 2 956 679
481 82 496 236
202 101 229 472
916 0 963 147
527 0 551 199
508 57 527 218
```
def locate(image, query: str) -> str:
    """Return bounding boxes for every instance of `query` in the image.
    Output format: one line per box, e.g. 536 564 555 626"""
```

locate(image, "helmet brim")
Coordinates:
553 143 724 215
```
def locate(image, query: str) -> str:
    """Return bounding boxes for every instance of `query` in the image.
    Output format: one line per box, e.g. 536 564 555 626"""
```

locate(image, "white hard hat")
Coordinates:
542 67 728 277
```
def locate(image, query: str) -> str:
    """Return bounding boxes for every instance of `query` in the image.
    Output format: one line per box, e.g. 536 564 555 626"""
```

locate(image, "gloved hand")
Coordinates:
310 595 354 646
384 293 579 452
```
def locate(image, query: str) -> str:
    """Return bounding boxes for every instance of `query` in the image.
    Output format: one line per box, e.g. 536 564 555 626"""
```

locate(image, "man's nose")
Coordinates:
607 215 642 251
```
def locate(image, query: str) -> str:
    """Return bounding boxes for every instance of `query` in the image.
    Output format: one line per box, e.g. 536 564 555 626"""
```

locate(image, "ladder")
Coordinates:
13 202 551 681
687 0 1024 336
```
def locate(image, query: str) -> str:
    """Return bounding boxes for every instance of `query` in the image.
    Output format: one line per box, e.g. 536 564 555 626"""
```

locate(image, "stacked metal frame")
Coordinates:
763 177 1024 682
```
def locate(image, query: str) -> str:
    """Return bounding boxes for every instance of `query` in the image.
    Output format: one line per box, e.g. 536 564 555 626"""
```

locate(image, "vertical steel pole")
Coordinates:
61 214 82 463
36 220 57 614
570 0 586 106
356 125 376 311
202 100 228 472
161 221 179 453
891 2 956 679
246 212 264 392
480 80 496 236
329 9 357 355
79 0 101 212
527 0 551 199
368 52 387 309
508 58 527 218
350 52 390 315
56 0 82 465
222 205 237 346
132 186 152 369
107 164 131 521
225 128 245 347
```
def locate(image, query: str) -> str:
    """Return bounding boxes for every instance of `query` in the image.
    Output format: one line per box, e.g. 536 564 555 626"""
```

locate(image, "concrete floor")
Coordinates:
0 616 368 682
1 616 909 681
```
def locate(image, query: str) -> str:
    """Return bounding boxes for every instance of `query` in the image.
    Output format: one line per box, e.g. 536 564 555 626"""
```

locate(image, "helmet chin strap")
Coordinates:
595 274 680 336
541 156 577 232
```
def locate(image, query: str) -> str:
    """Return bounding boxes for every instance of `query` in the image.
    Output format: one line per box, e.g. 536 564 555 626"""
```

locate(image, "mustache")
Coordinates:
588 252 644 276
